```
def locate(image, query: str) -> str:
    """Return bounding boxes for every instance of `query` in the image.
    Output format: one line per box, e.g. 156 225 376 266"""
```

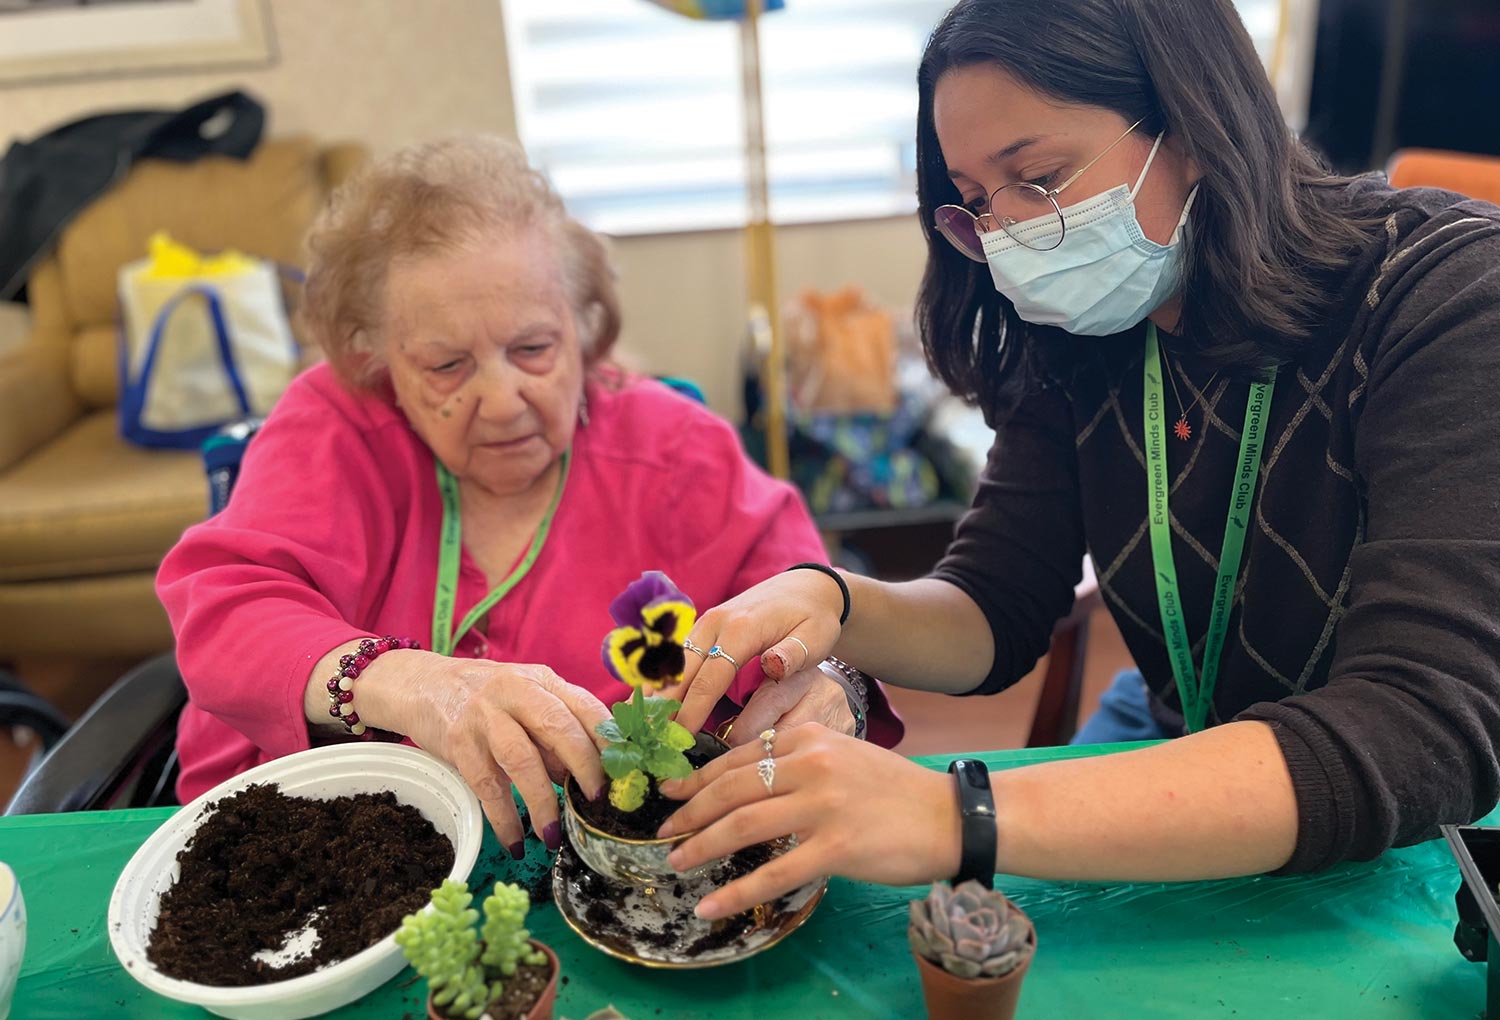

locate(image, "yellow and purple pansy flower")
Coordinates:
601 571 697 690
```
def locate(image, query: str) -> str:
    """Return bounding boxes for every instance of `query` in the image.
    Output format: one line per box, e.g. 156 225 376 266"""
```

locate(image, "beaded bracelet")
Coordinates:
327 635 419 736
817 656 870 741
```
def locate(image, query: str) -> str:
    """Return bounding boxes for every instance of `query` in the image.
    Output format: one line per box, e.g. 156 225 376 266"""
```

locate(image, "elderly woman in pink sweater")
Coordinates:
157 137 898 858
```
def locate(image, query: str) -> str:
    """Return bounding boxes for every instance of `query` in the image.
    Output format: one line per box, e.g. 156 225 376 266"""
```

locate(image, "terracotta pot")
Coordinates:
561 732 728 888
911 924 1035 1020
426 940 559 1020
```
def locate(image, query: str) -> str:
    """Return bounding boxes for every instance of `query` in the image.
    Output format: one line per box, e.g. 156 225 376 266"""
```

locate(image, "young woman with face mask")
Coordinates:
655 0 1500 921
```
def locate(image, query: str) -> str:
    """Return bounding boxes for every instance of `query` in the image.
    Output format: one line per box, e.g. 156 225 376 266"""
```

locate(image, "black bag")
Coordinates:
0 90 264 302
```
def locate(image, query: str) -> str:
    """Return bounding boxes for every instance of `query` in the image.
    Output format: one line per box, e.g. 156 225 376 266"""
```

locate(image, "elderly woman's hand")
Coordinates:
730 665 856 744
338 650 611 858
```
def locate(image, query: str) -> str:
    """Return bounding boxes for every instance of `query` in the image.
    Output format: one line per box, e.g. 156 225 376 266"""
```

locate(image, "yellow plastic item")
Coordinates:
138 231 259 280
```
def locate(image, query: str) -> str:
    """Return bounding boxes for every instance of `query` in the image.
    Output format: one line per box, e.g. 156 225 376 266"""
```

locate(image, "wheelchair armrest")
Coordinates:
5 653 186 815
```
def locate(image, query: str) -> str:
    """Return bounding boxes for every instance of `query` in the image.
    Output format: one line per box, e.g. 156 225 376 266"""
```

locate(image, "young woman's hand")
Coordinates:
658 724 959 920
670 569 847 734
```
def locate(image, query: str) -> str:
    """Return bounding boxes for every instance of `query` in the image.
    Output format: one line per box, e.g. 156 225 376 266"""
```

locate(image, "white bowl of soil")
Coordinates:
108 744 483 1020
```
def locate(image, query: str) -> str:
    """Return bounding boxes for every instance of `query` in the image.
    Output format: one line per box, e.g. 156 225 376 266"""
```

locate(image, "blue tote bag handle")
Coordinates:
118 283 253 449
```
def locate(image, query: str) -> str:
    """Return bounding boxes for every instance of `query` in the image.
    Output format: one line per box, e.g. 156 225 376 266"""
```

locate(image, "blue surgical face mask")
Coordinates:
981 133 1197 337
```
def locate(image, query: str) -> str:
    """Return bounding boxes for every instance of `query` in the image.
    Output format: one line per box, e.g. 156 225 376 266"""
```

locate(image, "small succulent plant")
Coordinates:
480 882 544 976
396 879 547 1020
908 880 1034 980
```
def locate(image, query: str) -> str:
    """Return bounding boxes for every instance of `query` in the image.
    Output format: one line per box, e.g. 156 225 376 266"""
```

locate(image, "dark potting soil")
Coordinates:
567 744 718 840
679 840 778 955
146 783 453 986
488 958 554 1020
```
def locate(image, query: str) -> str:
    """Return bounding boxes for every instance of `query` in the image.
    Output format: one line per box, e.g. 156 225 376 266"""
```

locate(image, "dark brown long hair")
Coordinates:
915 0 1373 411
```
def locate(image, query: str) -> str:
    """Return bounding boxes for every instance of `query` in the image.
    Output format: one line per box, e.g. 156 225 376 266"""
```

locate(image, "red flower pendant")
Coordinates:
1173 417 1192 441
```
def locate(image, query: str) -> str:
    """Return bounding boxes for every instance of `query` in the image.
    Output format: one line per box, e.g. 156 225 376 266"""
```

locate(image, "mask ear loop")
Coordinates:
1129 132 1167 198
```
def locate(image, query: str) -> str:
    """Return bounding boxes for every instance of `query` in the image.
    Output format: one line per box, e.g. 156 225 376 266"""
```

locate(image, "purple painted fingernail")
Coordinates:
589 785 607 803
542 822 562 851
507 841 526 861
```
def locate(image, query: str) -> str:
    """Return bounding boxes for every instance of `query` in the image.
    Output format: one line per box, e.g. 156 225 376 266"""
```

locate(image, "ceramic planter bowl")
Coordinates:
561 731 727 888
0 862 25 1020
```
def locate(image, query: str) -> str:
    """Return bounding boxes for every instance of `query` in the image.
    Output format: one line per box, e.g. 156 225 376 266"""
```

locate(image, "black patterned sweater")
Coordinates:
932 177 1500 872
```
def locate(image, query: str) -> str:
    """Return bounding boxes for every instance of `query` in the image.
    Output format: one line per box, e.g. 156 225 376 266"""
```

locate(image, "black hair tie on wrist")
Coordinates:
786 562 851 625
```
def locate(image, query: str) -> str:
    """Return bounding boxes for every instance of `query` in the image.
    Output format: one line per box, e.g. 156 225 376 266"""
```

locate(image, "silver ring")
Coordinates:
760 728 776 755
683 638 707 659
787 635 810 666
757 756 776 794
706 645 740 670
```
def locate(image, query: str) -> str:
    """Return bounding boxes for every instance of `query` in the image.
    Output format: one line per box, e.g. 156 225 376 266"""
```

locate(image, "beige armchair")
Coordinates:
0 138 365 669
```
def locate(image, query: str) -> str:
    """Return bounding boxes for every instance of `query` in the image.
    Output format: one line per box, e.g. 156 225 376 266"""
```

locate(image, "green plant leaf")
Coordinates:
643 744 693 781
601 742 645 780
663 721 695 752
595 718 625 744
641 695 682 730
612 698 645 740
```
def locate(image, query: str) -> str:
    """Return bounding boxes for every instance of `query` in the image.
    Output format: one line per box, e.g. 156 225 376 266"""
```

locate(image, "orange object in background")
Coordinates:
1387 149 1500 205
786 286 897 415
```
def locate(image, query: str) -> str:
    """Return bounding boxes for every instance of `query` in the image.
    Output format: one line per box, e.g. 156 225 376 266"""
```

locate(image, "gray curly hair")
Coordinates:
298 135 621 391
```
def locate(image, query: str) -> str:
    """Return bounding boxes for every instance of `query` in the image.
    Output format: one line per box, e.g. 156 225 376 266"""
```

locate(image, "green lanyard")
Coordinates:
1144 325 1275 733
431 449 570 656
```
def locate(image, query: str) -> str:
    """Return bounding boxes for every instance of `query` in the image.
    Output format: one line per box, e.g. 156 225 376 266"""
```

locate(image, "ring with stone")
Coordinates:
706 645 740 670
760 728 776 755
757 756 776 794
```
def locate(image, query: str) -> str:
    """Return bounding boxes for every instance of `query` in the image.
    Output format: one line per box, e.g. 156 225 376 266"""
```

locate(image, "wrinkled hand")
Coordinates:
365 654 610 857
731 666 855 745
671 570 846 734
657 725 959 921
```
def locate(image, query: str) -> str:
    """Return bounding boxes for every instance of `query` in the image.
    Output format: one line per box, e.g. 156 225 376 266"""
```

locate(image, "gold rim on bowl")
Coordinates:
562 777 704 847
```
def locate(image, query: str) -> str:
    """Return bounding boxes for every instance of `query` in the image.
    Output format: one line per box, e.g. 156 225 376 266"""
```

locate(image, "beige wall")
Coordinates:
611 217 927 413
0 0 517 154
0 0 928 413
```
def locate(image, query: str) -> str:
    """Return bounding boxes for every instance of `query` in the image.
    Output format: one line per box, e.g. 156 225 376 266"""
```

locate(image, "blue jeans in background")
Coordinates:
1069 670 1173 745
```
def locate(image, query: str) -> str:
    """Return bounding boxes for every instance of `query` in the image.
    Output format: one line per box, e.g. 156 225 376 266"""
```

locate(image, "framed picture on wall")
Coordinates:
0 0 275 88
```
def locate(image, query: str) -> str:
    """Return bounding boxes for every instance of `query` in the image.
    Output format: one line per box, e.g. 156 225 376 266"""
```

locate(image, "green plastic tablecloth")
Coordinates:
0 742 1490 1019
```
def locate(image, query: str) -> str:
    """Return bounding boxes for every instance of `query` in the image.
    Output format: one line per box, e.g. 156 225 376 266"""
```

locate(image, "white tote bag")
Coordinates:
117 233 300 449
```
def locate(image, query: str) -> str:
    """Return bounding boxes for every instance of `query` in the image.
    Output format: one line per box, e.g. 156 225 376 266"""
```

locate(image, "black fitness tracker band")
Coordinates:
948 758 997 889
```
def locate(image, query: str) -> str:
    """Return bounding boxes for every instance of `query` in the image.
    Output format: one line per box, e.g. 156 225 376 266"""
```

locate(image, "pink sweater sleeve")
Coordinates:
156 379 397 759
